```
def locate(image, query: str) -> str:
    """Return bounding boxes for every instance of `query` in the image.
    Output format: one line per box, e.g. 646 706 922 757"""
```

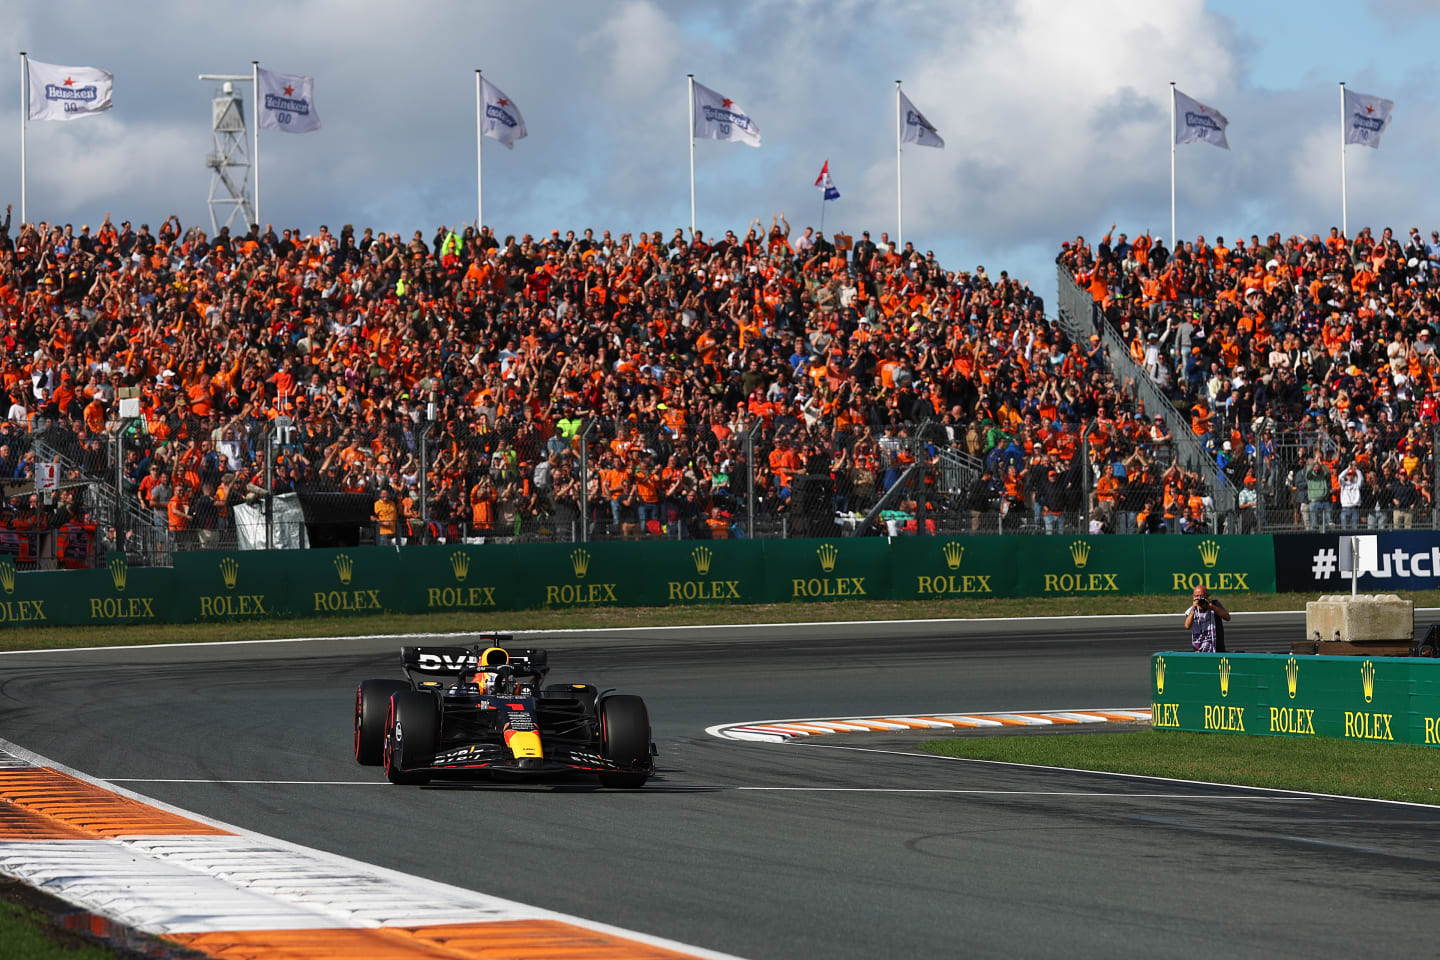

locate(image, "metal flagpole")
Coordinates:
19 52 26 225
1169 82 1176 250
896 80 903 250
476 69 484 229
819 175 826 235
251 61 261 227
1339 81 1348 239
687 74 695 235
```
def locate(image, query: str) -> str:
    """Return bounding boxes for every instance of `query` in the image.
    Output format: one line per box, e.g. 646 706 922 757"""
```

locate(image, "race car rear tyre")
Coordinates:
355 679 408 765
384 690 438 785
598 695 650 789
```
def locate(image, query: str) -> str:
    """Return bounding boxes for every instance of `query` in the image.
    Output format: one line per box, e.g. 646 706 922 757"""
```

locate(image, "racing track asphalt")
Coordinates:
3 610 1440 959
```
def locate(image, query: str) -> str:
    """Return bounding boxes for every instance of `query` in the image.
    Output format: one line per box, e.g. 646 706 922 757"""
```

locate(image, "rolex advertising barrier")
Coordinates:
0 534 1276 628
1151 652 1440 748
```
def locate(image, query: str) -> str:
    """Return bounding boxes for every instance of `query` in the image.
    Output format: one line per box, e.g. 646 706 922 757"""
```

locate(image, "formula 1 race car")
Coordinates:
353 638 655 788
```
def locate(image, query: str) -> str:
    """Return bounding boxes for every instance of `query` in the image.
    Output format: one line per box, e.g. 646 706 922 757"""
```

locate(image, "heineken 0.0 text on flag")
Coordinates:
691 80 761 147
898 90 944 148
1342 88 1394 149
27 60 112 122
256 67 321 133
1173 88 1229 149
480 76 527 149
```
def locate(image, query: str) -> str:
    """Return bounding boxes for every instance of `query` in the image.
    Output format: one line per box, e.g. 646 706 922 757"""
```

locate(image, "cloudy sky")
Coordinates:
8 0 1439 304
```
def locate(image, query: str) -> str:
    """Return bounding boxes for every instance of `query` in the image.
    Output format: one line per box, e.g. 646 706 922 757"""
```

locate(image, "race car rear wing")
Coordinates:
400 644 549 680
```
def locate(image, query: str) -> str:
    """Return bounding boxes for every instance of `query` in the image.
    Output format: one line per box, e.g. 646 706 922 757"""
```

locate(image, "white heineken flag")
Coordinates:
1343 88 1394 149
1173 88 1229 149
27 60 113 122
480 76 527 149
899 90 944 148
256 67 321 133
692 80 761 147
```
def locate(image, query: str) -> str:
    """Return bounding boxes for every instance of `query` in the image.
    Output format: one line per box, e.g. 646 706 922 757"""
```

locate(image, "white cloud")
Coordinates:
580 1 682 101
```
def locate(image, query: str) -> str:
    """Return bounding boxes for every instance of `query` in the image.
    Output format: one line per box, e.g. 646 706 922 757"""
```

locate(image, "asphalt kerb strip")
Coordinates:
707 708 1152 741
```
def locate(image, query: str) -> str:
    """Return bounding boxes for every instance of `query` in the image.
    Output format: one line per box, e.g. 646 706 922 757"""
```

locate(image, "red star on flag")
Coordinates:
62 77 74 86
1365 104 1375 114
497 98 509 106
283 84 295 96
721 97 733 108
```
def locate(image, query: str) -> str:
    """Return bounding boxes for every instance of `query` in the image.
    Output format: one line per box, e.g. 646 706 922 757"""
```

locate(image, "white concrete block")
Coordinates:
1305 594 1413 644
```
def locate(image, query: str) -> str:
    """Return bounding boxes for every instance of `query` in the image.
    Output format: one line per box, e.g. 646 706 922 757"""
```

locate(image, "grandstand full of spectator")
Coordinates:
0 201 1229 567
1060 221 1440 530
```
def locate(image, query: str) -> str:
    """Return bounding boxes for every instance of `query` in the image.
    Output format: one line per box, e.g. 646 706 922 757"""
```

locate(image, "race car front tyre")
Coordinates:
355 679 408 765
598 694 651 789
384 690 438 785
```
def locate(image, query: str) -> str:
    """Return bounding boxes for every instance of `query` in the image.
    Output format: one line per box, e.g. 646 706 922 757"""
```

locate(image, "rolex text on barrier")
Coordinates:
890 536 1018 598
1143 535 1275 594
763 537 892 604
401 544 517 613
658 539 765 604
1021 537 1144 597
1151 652 1440 747
290 548 405 616
172 551 293 620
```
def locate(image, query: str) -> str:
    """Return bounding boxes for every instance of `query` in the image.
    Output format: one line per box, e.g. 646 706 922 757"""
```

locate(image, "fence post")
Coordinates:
113 423 126 558
579 419 594 543
1081 422 1093 534
263 425 274 551
1433 425 1439 529
1255 437 1266 534
418 421 432 540
746 421 761 539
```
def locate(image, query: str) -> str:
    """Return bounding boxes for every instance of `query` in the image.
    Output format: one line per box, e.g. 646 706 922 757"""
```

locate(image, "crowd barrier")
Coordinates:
0 534 1277 627
1151 652 1440 747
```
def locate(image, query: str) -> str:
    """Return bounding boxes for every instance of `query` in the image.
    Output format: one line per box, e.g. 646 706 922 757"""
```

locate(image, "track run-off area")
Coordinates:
2 610 1440 959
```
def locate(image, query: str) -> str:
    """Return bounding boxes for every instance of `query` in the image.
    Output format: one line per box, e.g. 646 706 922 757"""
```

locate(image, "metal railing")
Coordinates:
1056 265 1234 525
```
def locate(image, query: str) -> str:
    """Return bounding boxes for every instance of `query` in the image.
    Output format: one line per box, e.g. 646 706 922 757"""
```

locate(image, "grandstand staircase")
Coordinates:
1054 267 1236 521
31 433 171 566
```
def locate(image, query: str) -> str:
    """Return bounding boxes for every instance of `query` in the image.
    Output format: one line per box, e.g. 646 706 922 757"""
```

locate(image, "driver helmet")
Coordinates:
489 664 515 695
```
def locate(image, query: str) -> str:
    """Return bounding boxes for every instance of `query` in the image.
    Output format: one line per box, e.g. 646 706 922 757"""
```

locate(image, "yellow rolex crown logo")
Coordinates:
1218 656 1231 698
449 550 470 583
1285 656 1299 700
1155 656 1166 696
1361 659 1375 704
942 541 964 571
691 546 713 576
816 543 839 573
570 548 591 578
332 553 354 585
108 555 128 592
0 559 14 596
219 557 240 590
1198 539 1221 569
1069 540 1090 569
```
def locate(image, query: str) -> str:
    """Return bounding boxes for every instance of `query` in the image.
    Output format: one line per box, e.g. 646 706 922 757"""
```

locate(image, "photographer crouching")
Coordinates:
1184 585 1230 653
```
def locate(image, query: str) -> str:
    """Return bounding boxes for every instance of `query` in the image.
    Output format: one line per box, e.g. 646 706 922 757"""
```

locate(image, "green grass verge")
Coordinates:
0 898 124 960
919 729 1440 805
2 589 1438 653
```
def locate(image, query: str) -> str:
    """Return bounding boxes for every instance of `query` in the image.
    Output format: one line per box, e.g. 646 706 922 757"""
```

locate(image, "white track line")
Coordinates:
731 787 1305 799
797 741 1440 811
0 606 1351 656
